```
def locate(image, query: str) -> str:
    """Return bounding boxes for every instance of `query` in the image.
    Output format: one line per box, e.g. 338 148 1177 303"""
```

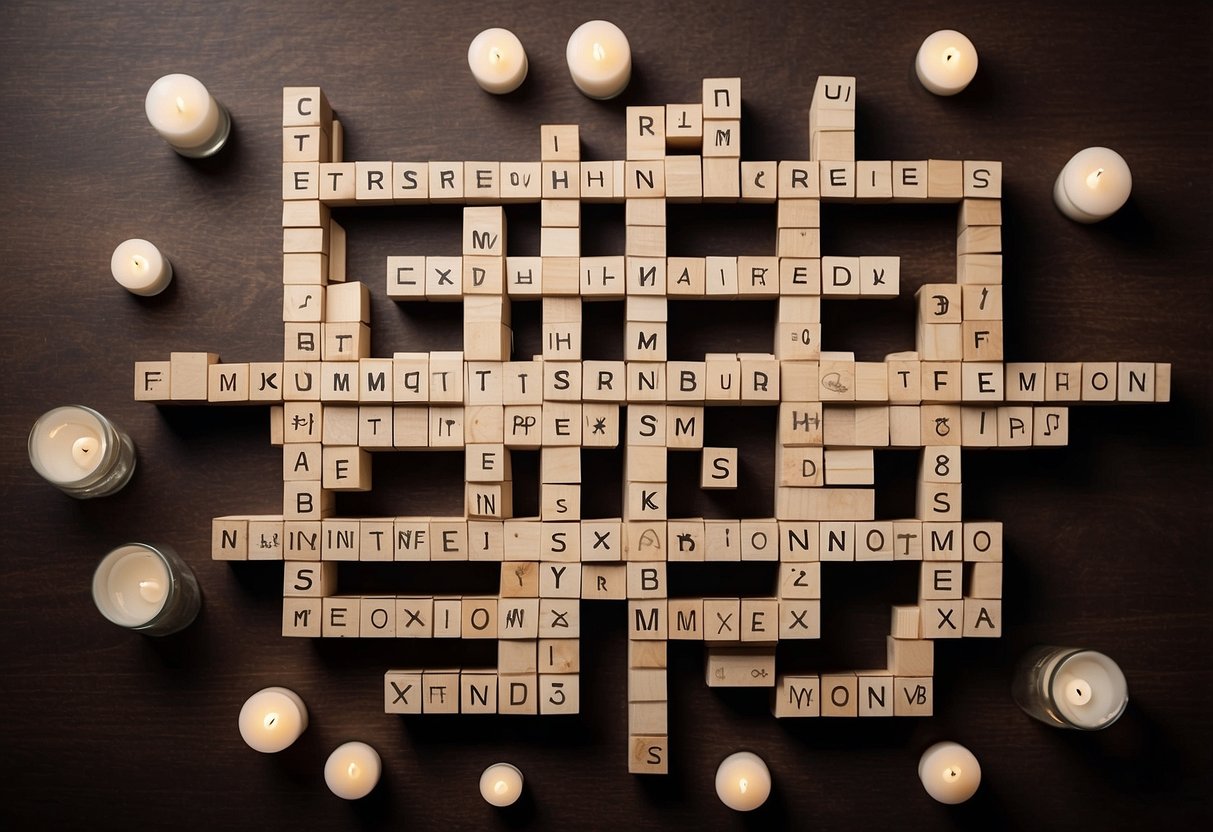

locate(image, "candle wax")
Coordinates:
28 406 106 484
93 544 170 627
238 687 308 753
468 28 528 94
566 20 631 100
145 73 229 156
325 741 381 800
715 751 771 811
111 238 173 296
1054 147 1132 222
918 742 981 804
915 30 979 96
479 762 524 807
1052 651 1128 728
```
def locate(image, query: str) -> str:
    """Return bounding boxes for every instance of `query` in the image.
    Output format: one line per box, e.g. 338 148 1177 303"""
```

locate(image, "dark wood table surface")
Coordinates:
2 1 1210 829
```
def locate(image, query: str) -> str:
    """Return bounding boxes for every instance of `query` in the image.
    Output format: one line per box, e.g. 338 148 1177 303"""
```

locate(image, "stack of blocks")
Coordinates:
133 79 1171 776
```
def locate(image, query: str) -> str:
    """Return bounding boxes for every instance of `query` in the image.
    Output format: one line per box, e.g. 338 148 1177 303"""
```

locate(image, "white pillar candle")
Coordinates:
28 405 136 497
325 741 381 800
1053 147 1132 222
238 687 308 753
468 28 528 94
714 751 771 812
91 543 200 635
111 238 173 296
1051 650 1129 729
915 30 979 96
918 741 981 804
479 762 524 807
566 20 631 100
144 73 231 158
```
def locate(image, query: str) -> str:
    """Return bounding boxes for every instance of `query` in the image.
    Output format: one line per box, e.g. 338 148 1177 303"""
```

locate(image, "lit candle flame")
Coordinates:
494 780 508 795
592 42 606 62
347 762 360 779
738 778 749 794
263 712 279 729
490 46 502 64
1086 168 1105 189
175 95 186 113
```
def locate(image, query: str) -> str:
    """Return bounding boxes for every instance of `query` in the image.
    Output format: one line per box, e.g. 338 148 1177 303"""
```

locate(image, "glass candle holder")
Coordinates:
28 405 136 498
1012 645 1129 730
92 543 201 636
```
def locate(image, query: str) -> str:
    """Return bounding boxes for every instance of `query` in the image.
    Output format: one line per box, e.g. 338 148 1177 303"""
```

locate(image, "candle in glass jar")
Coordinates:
915 30 979 96
479 762 524 807
918 741 981 804
144 73 231 158
1052 651 1128 728
566 20 631 100
468 28 528 94
92 543 200 635
28 405 136 498
1053 147 1132 222
325 741 381 800
239 687 308 753
715 751 771 812
111 238 173 296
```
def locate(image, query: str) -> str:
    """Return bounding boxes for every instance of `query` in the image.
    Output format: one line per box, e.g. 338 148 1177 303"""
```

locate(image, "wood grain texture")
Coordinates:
1 1 1210 828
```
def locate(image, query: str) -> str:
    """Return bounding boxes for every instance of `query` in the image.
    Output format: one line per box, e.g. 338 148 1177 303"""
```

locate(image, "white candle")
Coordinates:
144 73 231 157
238 687 308 753
468 28 528 94
29 405 137 498
566 20 631 100
714 751 771 812
1053 147 1133 222
479 762 524 807
325 741 381 800
915 30 979 96
1052 650 1129 729
111 238 173 296
918 742 981 804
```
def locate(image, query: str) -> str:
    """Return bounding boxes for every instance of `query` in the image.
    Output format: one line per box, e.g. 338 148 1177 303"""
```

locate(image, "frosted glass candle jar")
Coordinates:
92 543 201 636
566 20 631 100
28 405 136 498
145 73 231 158
1012 646 1129 729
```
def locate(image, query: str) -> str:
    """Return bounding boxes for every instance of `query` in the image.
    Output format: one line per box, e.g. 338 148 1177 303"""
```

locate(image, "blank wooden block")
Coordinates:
170 352 219 401
702 157 740 200
891 605 921 639
887 636 934 675
968 562 1003 599
927 160 963 200
824 448 874 485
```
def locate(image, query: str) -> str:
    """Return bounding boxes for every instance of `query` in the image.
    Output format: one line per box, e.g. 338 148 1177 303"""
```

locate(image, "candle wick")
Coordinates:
132 255 145 272
490 47 502 64
264 712 279 729
738 778 748 794
1087 168 1105 188
592 42 606 62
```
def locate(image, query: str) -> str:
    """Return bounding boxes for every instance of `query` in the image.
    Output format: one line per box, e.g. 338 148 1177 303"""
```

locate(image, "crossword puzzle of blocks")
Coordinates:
133 77 1170 775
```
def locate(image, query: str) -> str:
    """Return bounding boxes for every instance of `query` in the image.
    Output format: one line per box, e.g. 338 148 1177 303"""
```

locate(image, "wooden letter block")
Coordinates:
701 447 738 489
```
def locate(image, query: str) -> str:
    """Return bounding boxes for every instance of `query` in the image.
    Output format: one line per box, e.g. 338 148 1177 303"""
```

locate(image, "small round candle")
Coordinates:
566 20 631 100
918 741 981 804
1051 650 1128 728
239 687 308 753
111 238 173 296
92 543 200 635
1053 147 1133 222
715 751 771 812
479 762 524 807
28 405 136 498
468 28 528 94
144 73 231 158
325 741 381 800
915 30 978 96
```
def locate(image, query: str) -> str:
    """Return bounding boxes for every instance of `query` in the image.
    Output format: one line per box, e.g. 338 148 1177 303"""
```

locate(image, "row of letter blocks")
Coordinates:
133 80 1171 776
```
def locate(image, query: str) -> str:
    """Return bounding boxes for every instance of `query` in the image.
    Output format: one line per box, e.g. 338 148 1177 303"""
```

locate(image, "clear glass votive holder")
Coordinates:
92 543 201 636
1012 645 1129 730
28 405 136 498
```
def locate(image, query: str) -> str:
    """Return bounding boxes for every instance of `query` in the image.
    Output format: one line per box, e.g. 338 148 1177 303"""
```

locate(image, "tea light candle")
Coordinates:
325 741 381 800
28 405 136 498
144 73 231 158
1053 147 1133 222
715 751 771 812
918 742 981 804
479 762 524 807
566 20 631 100
1051 650 1129 728
915 30 979 96
111 239 173 296
468 28 528 94
92 543 201 635
239 687 308 753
